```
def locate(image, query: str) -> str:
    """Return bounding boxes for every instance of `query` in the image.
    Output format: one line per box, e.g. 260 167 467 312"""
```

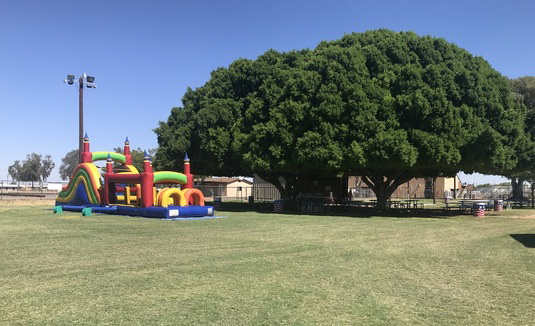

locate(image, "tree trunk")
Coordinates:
259 173 302 210
340 173 349 202
519 178 525 200
361 170 415 210
373 181 390 210
432 176 437 204
531 183 534 209
511 177 525 200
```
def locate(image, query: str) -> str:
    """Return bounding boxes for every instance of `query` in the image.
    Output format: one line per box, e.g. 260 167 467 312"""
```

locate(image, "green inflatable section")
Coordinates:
92 152 126 163
153 171 187 184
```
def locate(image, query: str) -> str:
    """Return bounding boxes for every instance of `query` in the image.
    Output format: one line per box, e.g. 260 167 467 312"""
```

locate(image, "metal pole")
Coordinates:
453 176 457 199
79 76 84 162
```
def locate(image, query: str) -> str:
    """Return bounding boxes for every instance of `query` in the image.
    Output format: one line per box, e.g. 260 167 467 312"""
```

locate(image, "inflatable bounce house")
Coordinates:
55 134 214 218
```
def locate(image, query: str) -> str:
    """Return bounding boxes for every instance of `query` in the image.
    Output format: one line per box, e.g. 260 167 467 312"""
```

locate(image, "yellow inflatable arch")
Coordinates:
157 188 186 207
156 188 206 207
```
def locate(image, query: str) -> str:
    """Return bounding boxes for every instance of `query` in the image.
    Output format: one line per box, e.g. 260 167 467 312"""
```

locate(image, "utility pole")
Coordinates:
65 73 96 162
79 75 84 160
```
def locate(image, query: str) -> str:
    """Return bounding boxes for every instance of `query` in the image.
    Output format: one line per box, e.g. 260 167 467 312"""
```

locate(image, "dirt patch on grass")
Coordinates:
0 199 55 207
504 214 535 219
494 209 535 219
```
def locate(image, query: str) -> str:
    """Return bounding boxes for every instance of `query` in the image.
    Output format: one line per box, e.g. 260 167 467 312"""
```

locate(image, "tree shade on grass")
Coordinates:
1 205 535 325
155 30 525 209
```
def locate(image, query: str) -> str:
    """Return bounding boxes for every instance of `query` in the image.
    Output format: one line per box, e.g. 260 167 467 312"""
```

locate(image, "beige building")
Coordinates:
251 174 466 202
349 175 464 199
195 177 253 199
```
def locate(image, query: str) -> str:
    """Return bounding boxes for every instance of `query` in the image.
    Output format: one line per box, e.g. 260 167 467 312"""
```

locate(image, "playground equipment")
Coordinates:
55 134 214 218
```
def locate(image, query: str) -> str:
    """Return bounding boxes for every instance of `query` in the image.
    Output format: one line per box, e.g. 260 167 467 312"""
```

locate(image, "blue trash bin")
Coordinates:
274 199 284 212
493 200 503 211
472 202 486 217
213 196 222 209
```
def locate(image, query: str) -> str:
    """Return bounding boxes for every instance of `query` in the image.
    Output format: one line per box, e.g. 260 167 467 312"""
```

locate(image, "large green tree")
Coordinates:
156 30 524 209
507 76 535 201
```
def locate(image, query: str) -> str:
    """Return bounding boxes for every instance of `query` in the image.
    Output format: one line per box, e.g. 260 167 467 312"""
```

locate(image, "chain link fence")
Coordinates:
194 185 282 203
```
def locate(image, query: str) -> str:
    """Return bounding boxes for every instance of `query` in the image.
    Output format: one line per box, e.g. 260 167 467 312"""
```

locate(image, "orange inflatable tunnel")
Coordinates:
184 188 205 206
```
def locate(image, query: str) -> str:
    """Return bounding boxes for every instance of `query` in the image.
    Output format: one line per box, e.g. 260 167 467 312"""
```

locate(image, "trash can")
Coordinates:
248 196 254 204
494 199 503 212
274 199 284 212
472 202 486 218
213 196 222 209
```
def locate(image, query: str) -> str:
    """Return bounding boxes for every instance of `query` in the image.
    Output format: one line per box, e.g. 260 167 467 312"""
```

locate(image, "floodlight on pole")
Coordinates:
86 75 97 87
64 73 97 162
64 75 75 85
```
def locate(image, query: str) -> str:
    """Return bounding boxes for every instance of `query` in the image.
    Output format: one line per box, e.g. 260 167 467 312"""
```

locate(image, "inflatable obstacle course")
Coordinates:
55 134 214 218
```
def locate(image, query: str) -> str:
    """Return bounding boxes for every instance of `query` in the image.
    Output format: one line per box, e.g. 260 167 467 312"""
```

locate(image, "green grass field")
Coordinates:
1 203 535 325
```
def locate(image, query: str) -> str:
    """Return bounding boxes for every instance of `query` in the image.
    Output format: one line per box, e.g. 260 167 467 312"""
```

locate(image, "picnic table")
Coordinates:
349 200 376 208
402 199 423 209
388 200 402 208
460 200 494 210
444 200 493 212
507 200 532 208
298 196 332 212
361 199 425 209
444 200 470 211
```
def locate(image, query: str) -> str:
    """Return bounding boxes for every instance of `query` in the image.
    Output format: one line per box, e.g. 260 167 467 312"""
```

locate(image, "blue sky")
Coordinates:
1 0 533 184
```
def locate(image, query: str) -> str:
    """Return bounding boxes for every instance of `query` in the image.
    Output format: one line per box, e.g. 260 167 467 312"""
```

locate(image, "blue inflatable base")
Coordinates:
57 203 214 218
162 216 225 221
116 205 214 218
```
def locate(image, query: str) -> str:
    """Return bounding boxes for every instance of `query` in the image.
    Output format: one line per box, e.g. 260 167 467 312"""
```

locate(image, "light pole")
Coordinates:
64 73 97 161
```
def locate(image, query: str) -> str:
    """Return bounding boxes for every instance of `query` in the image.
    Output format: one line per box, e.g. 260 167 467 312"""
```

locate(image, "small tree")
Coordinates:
20 153 41 188
59 150 79 180
113 147 157 172
40 154 55 183
8 153 55 188
8 161 22 185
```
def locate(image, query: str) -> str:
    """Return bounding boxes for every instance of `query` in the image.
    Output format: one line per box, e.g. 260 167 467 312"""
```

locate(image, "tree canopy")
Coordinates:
155 30 524 208
506 76 535 200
